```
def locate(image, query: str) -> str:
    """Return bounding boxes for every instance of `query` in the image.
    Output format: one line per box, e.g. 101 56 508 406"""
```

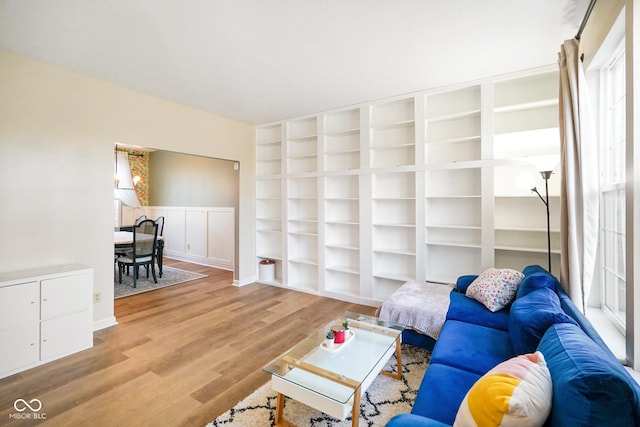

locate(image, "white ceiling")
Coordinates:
0 0 589 125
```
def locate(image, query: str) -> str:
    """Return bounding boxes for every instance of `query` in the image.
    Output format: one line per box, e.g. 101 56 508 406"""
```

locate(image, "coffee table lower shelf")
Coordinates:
271 336 402 427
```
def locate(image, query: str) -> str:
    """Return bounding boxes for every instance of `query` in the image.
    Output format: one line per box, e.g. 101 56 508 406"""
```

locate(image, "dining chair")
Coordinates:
154 216 166 277
155 216 165 237
117 219 158 288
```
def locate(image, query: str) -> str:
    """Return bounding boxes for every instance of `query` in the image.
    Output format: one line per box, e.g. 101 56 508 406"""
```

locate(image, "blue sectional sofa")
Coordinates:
387 265 640 427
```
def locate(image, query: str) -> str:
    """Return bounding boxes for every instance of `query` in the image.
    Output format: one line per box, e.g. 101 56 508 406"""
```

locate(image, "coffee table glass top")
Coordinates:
263 312 405 404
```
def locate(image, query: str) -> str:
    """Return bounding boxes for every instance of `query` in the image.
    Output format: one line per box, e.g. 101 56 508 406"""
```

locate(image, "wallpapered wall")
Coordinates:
119 148 149 205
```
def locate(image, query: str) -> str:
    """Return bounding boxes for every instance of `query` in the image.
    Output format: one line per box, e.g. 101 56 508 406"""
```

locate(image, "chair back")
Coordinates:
135 215 148 225
132 219 158 260
155 216 165 237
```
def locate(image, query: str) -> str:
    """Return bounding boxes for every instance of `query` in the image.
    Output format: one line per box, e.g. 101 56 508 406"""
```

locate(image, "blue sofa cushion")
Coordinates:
522 264 549 276
386 414 451 427
538 323 640 427
411 362 481 425
516 271 560 299
455 274 478 293
446 291 509 331
509 287 577 354
430 320 514 375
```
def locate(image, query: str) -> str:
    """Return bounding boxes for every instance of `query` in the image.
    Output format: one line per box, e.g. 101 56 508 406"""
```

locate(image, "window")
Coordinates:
599 40 626 332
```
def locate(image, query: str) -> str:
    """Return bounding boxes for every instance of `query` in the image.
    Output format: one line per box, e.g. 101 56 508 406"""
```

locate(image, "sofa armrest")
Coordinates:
386 414 451 427
455 275 477 293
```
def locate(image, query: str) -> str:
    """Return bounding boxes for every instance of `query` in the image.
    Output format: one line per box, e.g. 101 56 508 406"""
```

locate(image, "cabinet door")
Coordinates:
0 324 39 376
41 272 91 320
0 281 39 331
41 310 92 361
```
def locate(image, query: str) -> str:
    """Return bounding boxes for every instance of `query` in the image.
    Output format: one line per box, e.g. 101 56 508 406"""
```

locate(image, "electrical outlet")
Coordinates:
93 292 101 303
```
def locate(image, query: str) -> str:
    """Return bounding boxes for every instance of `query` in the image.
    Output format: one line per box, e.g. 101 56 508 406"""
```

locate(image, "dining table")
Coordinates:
114 229 165 277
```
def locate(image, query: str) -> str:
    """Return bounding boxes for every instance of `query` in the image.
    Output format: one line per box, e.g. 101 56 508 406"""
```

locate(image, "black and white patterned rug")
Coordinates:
114 266 207 299
207 345 430 427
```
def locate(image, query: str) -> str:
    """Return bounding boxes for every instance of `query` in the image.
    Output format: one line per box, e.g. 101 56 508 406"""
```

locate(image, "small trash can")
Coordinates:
259 259 275 282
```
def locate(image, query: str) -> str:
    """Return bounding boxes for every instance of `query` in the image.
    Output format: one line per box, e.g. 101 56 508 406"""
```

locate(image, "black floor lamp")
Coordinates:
519 170 554 273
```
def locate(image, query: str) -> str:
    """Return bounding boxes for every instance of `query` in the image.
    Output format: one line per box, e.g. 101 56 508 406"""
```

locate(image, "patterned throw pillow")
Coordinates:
454 351 552 427
466 268 524 312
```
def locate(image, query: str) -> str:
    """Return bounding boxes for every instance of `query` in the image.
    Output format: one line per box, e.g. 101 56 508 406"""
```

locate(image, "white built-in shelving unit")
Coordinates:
256 66 561 306
424 83 485 283
256 124 284 285
492 71 561 272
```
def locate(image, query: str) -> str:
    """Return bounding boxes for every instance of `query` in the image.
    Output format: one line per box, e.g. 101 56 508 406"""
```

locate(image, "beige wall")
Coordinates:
0 49 256 328
580 0 625 66
149 151 238 208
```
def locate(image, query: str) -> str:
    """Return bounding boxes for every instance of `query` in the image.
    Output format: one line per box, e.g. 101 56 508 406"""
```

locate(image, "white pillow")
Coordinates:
454 351 552 427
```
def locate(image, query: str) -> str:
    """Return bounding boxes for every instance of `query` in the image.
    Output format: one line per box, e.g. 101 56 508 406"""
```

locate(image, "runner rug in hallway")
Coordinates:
207 345 431 427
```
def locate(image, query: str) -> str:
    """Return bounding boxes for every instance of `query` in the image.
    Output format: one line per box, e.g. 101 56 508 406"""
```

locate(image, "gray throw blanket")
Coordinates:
377 281 454 340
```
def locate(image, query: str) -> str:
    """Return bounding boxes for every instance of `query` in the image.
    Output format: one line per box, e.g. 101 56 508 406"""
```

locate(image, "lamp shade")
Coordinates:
528 154 560 173
517 172 537 191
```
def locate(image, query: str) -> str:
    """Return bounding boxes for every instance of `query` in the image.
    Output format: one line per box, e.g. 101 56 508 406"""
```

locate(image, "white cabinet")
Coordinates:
0 264 93 379
256 65 561 305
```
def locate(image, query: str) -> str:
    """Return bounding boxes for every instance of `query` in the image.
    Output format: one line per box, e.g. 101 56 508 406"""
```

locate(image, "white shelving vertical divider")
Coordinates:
480 82 496 271
424 85 483 283
414 94 427 283
286 117 320 293
370 96 417 300
359 107 373 300
492 69 561 275
256 124 284 284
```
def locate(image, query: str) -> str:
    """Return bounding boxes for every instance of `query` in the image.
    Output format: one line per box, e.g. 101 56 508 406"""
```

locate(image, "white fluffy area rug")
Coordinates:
207 345 431 427
114 266 207 299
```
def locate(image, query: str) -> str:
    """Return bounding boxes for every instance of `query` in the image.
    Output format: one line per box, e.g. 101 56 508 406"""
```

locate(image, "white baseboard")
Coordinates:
93 316 118 331
165 253 233 271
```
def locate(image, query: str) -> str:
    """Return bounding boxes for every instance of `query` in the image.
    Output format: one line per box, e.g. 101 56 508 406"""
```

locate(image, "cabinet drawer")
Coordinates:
41 272 91 320
0 324 39 376
0 282 39 331
41 310 92 362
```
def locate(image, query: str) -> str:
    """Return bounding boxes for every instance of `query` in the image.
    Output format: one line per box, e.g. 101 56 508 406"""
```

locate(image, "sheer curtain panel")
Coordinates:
114 151 141 208
558 38 599 312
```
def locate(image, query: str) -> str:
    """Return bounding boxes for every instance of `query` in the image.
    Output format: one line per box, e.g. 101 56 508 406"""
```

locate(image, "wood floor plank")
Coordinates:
0 259 377 426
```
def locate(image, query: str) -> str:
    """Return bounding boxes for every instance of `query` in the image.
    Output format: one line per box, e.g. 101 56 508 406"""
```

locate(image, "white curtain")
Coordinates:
114 151 141 208
558 38 599 313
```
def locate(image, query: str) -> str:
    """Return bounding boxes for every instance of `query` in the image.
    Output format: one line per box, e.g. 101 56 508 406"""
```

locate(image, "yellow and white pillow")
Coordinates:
454 351 552 427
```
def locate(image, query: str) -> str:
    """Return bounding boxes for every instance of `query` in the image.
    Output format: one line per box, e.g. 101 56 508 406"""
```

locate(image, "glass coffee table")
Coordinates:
263 312 405 427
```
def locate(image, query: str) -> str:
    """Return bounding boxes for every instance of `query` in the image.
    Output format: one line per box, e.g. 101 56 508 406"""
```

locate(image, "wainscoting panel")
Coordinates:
208 209 235 270
147 206 234 271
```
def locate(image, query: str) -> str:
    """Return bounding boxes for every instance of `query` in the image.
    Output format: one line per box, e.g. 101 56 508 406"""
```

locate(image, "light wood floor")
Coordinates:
0 259 377 426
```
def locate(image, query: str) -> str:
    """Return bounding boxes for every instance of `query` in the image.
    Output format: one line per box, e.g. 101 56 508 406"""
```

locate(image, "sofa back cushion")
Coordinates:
516 271 560 299
522 264 549 276
538 323 640 427
447 291 510 331
509 287 577 354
